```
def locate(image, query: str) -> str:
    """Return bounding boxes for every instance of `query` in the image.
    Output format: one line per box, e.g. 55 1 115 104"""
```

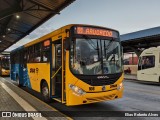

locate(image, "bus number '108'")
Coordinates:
89 87 95 91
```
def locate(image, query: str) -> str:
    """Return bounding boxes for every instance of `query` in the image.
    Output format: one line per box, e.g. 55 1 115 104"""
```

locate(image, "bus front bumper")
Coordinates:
67 87 124 106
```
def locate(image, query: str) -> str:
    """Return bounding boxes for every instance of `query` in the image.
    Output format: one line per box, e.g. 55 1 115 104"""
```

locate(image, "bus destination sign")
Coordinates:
44 40 50 46
74 26 118 38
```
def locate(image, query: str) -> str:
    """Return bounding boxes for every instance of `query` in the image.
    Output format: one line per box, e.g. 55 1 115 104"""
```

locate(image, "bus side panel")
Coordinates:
22 68 32 88
27 63 50 93
10 63 27 86
11 64 20 81
137 50 159 82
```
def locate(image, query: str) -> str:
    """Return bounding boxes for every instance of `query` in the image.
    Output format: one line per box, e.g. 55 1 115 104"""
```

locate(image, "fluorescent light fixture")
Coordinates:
16 15 20 19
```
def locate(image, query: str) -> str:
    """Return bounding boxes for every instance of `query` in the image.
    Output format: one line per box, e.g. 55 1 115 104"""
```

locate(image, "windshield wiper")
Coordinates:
82 35 97 50
82 35 101 61
105 40 114 50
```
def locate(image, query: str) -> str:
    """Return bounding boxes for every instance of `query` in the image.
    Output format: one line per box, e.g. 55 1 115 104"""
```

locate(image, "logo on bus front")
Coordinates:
97 76 109 79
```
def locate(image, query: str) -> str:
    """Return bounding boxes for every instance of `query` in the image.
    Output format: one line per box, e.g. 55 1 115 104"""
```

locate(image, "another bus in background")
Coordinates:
137 47 160 83
0 54 10 76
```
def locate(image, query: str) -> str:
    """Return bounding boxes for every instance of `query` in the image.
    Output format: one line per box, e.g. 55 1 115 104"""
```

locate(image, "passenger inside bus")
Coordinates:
43 52 49 62
71 41 89 74
146 58 151 66
72 41 102 75
34 56 41 62
142 56 154 69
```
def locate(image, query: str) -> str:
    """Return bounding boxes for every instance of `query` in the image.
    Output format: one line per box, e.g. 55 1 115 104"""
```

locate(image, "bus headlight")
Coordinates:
69 84 86 96
2 69 5 72
117 82 123 90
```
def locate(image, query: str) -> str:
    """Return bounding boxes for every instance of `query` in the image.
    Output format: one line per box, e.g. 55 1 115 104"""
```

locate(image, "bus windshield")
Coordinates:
70 38 122 75
2 58 10 70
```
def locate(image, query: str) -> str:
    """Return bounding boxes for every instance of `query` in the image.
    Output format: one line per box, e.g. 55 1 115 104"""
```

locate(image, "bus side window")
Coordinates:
23 50 27 68
42 41 50 63
42 51 50 62
142 56 155 69
13 52 20 64
34 44 41 63
28 46 34 63
34 53 41 62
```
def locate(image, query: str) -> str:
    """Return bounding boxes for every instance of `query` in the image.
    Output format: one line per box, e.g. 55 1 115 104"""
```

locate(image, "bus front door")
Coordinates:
52 42 62 100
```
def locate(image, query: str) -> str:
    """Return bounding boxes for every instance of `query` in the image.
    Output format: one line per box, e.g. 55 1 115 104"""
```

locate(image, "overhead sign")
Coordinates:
74 26 118 38
44 40 50 46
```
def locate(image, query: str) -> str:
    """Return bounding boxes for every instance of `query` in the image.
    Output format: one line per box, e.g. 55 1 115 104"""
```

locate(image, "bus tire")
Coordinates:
16 75 22 87
41 81 51 103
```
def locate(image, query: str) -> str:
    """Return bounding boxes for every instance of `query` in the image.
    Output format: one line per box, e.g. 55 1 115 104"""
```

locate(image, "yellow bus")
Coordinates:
10 24 124 106
0 54 10 76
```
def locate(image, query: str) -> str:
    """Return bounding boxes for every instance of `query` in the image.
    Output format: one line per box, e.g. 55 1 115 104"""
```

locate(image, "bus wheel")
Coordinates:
16 75 22 87
41 81 51 103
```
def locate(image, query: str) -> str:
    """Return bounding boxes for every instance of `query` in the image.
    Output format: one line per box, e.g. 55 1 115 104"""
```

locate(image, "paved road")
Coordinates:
48 80 160 120
3 77 160 120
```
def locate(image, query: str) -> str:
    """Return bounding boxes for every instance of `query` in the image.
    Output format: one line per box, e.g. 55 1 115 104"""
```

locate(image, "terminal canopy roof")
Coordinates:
120 27 160 53
0 0 75 52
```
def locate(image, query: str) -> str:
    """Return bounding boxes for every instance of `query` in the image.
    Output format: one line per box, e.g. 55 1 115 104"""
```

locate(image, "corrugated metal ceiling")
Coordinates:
121 26 160 41
120 27 160 53
0 0 75 52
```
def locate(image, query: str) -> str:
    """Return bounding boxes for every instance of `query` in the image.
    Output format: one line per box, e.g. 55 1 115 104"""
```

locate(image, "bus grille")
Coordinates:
86 94 116 102
76 73 122 86
82 78 118 86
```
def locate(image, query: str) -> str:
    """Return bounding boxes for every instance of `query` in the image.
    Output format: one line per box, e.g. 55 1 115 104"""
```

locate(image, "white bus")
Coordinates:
137 47 160 83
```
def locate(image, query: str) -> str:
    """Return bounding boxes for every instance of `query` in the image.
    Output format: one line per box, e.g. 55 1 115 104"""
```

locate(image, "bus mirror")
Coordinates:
64 38 70 50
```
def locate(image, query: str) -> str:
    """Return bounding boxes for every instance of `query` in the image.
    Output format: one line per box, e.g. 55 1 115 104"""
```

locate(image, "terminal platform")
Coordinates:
0 77 71 120
124 74 137 80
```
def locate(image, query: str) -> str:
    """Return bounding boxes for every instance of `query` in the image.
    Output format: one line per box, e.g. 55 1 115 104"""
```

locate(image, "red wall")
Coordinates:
129 57 138 65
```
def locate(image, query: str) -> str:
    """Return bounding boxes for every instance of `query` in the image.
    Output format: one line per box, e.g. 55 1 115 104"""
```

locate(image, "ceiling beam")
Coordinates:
0 0 22 20
27 0 53 11
24 11 42 19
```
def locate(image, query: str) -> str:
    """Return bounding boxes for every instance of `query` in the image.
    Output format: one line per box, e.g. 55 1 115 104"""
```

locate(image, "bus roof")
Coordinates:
140 47 160 56
11 24 119 53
